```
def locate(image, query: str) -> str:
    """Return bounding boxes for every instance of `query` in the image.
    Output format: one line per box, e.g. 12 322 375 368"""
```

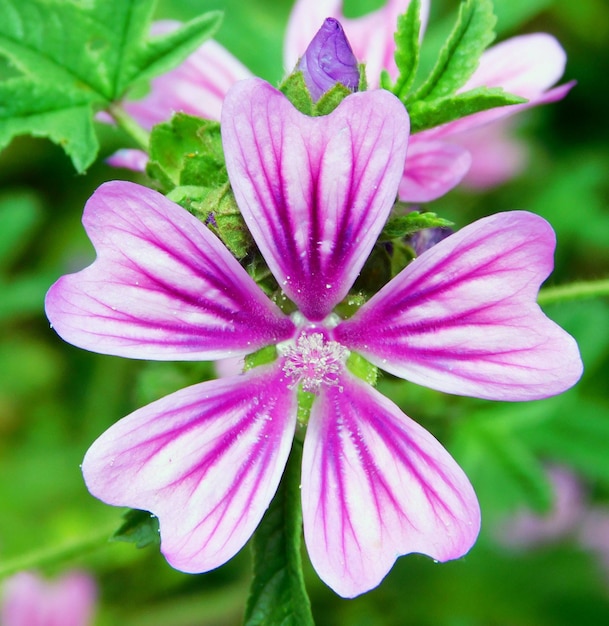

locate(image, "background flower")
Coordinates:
1 571 96 626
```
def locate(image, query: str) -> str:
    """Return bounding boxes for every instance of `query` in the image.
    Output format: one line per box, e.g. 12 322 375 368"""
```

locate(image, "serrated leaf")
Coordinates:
409 87 526 133
244 440 314 626
111 508 160 549
0 78 99 172
391 0 422 99
412 0 496 102
146 113 226 191
0 0 222 171
380 211 454 240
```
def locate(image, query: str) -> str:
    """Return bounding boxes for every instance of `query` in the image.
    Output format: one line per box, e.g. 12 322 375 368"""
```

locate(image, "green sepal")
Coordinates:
357 63 368 93
295 389 316 426
314 82 353 116
411 0 497 102
388 239 417 279
279 72 315 116
389 0 422 99
244 345 278 371
409 87 527 133
111 509 160 549
353 245 393 294
334 292 367 319
247 255 281 297
279 68 364 117
380 210 454 240
244 439 314 626
347 352 379 387
146 114 226 192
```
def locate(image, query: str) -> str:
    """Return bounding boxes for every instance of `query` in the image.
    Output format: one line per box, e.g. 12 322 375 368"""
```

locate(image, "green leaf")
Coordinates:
412 0 496 102
0 0 222 171
244 440 314 626
147 113 227 191
453 404 555 516
409 87 526 133
380 210 454 240
523 395 609 487
0 78 99 173
390 0 422 99
0 190 41 268
111 509 160 549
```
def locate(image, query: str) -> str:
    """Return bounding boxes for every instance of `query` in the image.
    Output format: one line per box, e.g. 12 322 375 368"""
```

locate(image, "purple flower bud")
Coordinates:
408 226 454 256
296 18 359 101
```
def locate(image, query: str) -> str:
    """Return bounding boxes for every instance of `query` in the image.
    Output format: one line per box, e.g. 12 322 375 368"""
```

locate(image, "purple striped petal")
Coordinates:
82 365 297 573
222 78 409 321
335 212 583 401
45 181 295 360
399 138 471 202
302 373 479 597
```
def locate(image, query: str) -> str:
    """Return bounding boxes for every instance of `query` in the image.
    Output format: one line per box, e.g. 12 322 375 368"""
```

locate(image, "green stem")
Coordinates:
244 439 314 626
0 525 116 580
108 103 150 151
538 278 609 306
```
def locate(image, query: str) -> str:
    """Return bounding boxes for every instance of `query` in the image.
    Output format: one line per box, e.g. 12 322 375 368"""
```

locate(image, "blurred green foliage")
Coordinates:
1 0 608 624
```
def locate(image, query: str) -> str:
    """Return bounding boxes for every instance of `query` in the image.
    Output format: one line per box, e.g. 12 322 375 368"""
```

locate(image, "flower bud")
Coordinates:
296 18 359 101
408 226 454 256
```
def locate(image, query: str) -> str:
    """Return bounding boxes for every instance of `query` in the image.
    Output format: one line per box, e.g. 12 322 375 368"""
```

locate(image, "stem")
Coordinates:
244 439 314 626
0 525 116 580
108 103 150 151
538 278 609 306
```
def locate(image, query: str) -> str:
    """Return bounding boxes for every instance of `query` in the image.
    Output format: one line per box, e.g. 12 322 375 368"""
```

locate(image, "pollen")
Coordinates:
280 331 349 394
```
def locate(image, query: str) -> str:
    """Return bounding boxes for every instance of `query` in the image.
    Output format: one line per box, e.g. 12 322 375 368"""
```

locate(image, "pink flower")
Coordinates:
47 79 582 597
285 0 574 200
1 571 96 626
497 466 585 547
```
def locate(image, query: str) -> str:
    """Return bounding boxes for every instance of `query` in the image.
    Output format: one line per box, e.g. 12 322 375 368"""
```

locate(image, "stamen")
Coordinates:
280 331 349 393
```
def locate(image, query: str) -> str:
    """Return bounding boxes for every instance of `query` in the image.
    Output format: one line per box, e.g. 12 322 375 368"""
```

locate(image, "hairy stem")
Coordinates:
108 103 150 151
538 278 609 306
0 525 116 580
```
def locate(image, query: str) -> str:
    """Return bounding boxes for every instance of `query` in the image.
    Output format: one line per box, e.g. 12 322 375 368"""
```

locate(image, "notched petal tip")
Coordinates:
83 367 297 573
302 374 480 597
45 180 294 361
335 211 583 402
223 78 409 320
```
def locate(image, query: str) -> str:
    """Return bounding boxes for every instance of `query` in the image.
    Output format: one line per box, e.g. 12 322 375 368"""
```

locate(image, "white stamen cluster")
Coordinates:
280 332 349 394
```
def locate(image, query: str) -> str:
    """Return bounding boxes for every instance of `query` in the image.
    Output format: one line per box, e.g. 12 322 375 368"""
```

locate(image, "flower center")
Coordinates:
279 331 349 394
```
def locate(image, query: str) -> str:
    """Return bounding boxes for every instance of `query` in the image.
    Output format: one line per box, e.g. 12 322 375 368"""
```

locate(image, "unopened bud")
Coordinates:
296 18 359 101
